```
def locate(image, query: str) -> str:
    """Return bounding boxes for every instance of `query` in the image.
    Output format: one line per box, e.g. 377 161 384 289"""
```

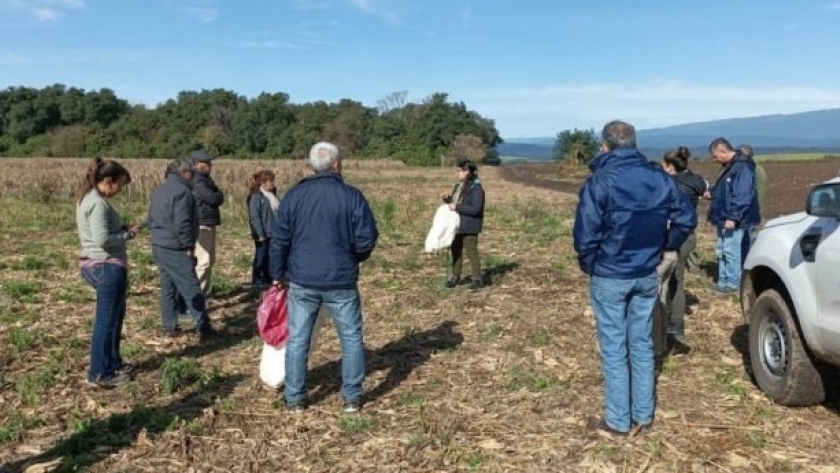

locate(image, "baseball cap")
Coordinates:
189 149 214 163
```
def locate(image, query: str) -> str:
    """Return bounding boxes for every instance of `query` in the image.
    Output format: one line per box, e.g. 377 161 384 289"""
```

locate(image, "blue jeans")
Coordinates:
152 246 211 333
251 238 271 285
590 273 658 432
81 262 128 382
285 282 365 404
715 227 744 289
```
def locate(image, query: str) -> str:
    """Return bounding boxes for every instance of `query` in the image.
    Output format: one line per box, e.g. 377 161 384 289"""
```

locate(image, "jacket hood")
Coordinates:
589 148 647 172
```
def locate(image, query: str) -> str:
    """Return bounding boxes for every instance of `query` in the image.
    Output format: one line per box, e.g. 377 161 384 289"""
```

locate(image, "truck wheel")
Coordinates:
749 289 825 406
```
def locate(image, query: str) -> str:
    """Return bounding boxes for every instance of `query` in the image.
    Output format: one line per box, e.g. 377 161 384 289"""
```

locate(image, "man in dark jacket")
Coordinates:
147 159 214 340
708 138 760 294
573 120 696 437
270 141 378 414
189 149 225 296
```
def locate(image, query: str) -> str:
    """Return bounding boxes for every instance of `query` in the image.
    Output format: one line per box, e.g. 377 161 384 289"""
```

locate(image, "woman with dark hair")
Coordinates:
247 169 279 287
442 159 486 290
660 146 707 354
76 158 138 388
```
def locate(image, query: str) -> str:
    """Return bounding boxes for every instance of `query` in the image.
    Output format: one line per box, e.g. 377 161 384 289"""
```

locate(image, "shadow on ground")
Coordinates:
305 320 464 406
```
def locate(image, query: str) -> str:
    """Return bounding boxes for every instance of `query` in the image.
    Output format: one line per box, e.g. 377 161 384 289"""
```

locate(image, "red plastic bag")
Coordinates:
257 286 289 348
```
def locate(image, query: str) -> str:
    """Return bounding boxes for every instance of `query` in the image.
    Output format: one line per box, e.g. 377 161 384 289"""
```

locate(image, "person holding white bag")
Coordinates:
442 159 485 290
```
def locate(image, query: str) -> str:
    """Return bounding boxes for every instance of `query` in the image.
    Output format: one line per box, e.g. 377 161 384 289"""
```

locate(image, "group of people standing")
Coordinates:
76 150 225 387
573 120 762 437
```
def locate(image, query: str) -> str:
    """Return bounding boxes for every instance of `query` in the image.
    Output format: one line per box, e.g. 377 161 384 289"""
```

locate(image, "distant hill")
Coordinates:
500 108 840 160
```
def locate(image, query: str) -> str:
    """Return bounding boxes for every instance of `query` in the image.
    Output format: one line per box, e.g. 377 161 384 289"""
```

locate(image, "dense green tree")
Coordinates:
553 128 599 165
0 85 502 166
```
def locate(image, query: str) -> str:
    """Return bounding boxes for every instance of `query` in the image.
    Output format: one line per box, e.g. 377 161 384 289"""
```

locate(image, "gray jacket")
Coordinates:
148 174 198 250
76 190 131 261
248 191 277 240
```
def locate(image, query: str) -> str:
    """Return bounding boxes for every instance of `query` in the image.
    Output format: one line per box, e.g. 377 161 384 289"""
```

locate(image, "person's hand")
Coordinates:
272 280 287 289
702 191 711 200
448 203 456 211
724 219 736 231
259 236 267 242
128 224 142 238
442 193 452 203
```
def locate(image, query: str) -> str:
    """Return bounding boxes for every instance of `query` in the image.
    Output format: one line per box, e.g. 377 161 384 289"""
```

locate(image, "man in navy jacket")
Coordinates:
573 120 696 437
708 138 760 294
270 142 378 414
147 159 214 340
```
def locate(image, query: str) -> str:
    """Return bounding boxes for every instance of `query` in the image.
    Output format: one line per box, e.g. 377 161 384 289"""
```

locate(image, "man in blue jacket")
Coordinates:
147 159 214 341
573 120 696 437
708 138 760 294
270 142 379 415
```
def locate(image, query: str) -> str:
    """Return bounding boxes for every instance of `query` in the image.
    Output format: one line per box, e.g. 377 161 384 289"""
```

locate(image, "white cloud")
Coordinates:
350 0 403 26
457 81 840 137
0 0 85 22
177 0 218 23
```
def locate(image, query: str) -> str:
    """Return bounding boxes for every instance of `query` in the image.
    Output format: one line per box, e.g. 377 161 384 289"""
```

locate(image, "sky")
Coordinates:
2 0 840 139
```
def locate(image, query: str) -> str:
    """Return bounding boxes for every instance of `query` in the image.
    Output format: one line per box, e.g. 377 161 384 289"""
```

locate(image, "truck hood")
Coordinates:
762 211 812 230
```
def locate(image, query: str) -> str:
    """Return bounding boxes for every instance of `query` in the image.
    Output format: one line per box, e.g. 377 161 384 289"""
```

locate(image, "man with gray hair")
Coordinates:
270 141 379 414
147 159 215 341
574 120 696 437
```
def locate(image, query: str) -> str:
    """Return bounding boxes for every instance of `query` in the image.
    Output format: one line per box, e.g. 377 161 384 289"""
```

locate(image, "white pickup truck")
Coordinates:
741 177 840 406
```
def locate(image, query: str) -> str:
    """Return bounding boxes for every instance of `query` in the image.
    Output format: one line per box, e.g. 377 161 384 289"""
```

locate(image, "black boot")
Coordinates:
444 277 459 289
470 276 484 291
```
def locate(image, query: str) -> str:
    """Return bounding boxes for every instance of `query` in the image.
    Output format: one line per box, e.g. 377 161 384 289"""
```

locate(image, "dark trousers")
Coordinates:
152 246 211 333
450 233 481 280
666 233 696 342
251 237 272 285
80 262 127 382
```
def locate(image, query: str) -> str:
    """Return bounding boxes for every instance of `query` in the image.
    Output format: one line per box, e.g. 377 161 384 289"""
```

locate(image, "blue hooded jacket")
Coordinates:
269 172 379 288
707 152 761 227
573 148 697 279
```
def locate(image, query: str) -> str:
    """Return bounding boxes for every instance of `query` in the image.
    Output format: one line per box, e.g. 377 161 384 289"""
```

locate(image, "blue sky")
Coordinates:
2 0 840 139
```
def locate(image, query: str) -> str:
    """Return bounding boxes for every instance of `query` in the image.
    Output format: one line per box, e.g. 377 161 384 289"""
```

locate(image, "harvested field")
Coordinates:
1 158 840 472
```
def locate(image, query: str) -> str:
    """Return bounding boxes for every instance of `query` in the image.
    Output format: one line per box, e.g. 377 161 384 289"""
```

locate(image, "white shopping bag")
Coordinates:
259 305 329 389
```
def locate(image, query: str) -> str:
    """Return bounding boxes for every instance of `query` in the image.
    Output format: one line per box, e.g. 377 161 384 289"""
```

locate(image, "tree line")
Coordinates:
0 86 503 166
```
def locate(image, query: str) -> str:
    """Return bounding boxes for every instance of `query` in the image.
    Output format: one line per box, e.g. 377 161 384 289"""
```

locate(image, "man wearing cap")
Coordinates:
147 159 215 341
189 149 225 296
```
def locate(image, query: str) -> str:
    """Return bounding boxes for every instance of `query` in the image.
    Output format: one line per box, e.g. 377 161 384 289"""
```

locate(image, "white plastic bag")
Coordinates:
259 306 329 389
424 204 460 253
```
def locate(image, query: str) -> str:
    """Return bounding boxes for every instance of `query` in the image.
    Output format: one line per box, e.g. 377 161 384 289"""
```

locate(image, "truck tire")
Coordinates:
749 289 825 406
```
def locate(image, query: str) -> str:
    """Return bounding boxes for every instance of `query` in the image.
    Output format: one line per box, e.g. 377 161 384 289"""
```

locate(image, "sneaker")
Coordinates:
116 362 136 375
287 400 306 414
86 372 130 389
343 399 362 414
631 421 654 436
711 284 737 295
585 415 628 438
444 277 459 289
162 327 181 339
671 338 691 356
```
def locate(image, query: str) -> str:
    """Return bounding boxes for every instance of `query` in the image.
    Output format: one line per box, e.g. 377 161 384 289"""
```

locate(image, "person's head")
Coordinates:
309 142 341 173
189 149 214 174
166 159 194 181
249 169 276 194
662 146 692 174
79 158 131 200
455 159 478 182
709 137 736 164
738 144 754 158
600 120 637 152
